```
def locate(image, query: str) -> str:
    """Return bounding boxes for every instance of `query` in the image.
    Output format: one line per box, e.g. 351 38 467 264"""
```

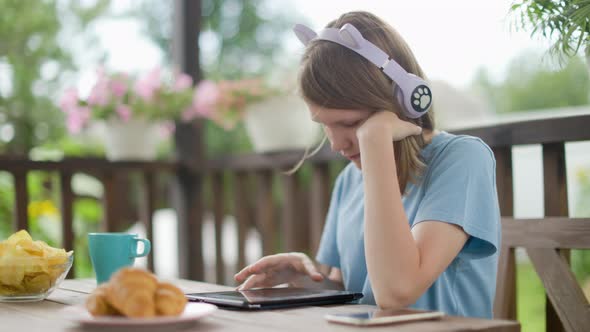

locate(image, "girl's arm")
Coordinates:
357 112 469 309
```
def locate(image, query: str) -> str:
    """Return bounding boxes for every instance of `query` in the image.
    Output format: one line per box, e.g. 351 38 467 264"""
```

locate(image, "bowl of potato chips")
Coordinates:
0 230 73 302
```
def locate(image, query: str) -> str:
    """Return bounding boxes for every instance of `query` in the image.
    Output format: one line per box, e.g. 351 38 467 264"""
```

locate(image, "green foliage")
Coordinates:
510 0 590 59
138 0 302 79
0 172 14 239
517 262 546 332
572 168 590 284
471 53 589 112
72 198 103 277
199 0 301 79
0 0 111 155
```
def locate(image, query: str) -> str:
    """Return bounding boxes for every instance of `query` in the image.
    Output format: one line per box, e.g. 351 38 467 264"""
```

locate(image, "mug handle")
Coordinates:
131 238 151 258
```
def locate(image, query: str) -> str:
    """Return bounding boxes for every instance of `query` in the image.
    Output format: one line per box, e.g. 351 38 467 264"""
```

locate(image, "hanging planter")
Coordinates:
102 117 160 161
243 94 322 153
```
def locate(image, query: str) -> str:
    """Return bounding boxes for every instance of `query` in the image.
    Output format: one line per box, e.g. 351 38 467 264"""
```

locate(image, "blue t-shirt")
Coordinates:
316 131 501 318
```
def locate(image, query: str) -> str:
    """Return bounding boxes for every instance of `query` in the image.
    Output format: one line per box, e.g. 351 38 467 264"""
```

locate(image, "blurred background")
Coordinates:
0 1 589 331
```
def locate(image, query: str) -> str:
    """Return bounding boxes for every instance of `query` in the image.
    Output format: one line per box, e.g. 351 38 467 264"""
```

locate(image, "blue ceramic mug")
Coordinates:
88 233 151 284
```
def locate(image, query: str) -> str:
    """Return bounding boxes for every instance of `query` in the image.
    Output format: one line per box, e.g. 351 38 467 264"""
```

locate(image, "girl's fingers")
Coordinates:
291 253 324 282
234 255 284 282
237 273 267 291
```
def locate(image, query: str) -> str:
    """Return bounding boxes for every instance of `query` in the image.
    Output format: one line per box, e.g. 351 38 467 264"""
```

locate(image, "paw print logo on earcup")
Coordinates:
411 85 432 113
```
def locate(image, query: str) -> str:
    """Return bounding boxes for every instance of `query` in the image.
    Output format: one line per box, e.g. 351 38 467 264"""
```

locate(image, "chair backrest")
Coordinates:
455 115 590 332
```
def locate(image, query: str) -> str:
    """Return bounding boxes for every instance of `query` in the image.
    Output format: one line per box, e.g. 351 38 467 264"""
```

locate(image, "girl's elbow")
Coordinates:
374 287 416 310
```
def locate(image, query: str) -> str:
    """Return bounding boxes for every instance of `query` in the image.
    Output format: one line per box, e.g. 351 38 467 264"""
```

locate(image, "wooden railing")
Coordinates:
1 114 589 331
202 147 347 284
0 157 179 275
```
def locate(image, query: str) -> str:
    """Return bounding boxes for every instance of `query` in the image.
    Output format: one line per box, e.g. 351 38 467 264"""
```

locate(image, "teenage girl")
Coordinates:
234 11 500 318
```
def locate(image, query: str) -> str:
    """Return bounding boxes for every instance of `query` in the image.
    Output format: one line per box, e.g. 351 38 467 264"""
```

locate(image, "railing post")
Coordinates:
211 172 226 284
492 147 516 320
172 0 203 280
140 171 156 272
234 171 251 276
59 171 75 278
255 170 276 256
542 142 569 332
281 172 308 253
100 171 120 232
12 170 29 232
310 163 330 255
173 121 205 281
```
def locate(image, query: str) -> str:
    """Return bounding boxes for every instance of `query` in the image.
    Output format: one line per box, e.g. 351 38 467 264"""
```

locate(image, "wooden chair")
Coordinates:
456 115 590 332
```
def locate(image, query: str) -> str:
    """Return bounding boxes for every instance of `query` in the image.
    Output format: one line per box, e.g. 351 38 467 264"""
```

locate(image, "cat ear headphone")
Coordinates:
293 23 432 119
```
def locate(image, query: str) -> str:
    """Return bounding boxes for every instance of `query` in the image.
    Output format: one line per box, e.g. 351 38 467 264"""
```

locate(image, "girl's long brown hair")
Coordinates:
297 11 435 194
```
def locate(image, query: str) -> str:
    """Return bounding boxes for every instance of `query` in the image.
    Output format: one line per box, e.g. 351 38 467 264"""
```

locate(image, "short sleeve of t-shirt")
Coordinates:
414 137 500 259
315 171 346 268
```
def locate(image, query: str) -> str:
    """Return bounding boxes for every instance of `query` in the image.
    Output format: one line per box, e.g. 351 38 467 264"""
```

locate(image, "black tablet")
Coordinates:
186 287 364 310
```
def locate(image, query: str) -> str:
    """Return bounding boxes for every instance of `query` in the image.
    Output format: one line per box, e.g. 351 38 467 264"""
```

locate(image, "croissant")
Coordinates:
106 268 158 318
154 282 187 316
86 284 120 317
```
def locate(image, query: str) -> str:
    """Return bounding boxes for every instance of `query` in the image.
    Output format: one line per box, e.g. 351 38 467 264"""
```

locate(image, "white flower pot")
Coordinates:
243 94 322 153
103 117 160 161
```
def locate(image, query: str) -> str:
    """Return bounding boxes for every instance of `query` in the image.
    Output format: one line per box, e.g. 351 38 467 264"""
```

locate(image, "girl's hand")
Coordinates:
356 111 422 142
234 252 324 290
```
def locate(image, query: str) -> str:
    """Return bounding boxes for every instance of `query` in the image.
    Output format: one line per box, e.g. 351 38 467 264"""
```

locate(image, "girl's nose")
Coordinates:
329 133 350 152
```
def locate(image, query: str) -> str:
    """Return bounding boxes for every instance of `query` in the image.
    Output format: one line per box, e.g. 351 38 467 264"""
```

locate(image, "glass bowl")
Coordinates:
0 253 73 302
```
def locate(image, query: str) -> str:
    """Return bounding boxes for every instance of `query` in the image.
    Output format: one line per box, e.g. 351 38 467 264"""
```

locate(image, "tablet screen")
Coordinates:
187 287 362 305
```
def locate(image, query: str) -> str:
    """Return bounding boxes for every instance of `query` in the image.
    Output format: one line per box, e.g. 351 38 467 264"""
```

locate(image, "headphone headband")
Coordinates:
293 23 432 118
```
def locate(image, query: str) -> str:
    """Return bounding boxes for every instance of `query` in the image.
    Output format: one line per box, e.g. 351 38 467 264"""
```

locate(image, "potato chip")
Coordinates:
23 272 51 293
0 283 24 296
17 239 44 257
5 230 33 245
0 230 73 297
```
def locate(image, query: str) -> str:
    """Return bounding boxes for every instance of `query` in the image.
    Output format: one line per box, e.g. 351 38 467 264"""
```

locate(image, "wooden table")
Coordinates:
0 279 520 331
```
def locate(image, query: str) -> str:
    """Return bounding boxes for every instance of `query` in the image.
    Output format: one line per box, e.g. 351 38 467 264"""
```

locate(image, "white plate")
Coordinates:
61 302 217 329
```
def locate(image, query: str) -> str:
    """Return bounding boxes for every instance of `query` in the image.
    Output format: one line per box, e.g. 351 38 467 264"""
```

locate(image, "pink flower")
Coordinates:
173 73 193 91
66 106 91 134
59 88 79 113
116 104 132 122
191 80 219 118
110 75 128 98
88 79 110 106
134 67 161 102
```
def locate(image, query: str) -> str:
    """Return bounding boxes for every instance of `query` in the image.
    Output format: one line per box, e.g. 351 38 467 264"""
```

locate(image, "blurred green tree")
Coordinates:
471 52 589 113
135 0 305 156
0 0 111 155
509 0 590 62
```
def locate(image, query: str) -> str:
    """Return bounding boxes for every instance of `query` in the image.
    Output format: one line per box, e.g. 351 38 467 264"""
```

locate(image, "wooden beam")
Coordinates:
453 114 590 147
527 248 590 332
501 218 590 248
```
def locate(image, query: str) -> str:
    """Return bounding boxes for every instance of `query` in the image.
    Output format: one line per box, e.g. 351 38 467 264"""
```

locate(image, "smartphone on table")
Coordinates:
325 308 444 326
